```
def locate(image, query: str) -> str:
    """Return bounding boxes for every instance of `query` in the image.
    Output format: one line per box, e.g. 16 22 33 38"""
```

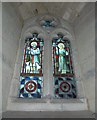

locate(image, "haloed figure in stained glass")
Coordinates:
19 33 44 98
30 41 41 73
56 43 69 74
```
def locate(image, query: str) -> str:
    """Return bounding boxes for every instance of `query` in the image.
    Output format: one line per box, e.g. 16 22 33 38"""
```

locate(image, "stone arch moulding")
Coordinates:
22 26 47 41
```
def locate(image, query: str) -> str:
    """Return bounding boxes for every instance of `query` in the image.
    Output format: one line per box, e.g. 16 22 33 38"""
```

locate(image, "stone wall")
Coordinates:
2 3 23 112
2 2 95 114
0 2 2 119
73 3 95 112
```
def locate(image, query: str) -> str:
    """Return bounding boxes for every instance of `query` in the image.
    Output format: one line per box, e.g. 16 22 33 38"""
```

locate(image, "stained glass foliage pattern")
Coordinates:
52 34 77 98
19 33 44 98
52 36 73 75
19 76 43 98
41 20 56 28
21 33 44 74
40 16 58 28
54 77 77 98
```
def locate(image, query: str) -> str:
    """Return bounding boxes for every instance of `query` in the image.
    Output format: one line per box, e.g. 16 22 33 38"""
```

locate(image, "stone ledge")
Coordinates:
8 97 86 103
3 111 94 118
7 98 88 111
8 97 47 103
50 98 86 103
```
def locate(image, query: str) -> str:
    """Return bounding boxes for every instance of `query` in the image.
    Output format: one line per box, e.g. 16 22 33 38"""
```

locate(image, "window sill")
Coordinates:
7 97 88 111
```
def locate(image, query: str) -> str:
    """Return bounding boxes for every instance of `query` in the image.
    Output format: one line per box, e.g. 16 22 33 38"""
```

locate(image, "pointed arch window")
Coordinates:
19 32 77 99
52 33 77 99
19 33 44 98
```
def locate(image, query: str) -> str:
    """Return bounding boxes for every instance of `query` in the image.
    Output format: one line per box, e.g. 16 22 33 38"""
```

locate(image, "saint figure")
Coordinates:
30 42 41 73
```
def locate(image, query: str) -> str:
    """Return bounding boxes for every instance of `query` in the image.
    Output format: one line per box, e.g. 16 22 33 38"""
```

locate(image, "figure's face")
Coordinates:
58 43 64 50
33 45 36 49
59 45 63 50
31 42 37 49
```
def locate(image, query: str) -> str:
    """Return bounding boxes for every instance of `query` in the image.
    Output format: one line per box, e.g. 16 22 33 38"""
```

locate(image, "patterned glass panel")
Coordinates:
42 20 55 28
54 77 77 98
19 76 43 98
19 33 44 98
52 33 77 98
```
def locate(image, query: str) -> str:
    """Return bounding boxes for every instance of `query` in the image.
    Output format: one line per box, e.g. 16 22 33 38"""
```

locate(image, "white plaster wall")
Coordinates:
0 2 2 119
2 3 23 112
73 3 95 112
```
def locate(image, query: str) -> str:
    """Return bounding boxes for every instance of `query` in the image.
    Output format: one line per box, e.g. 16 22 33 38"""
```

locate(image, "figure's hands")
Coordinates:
66 51 69 55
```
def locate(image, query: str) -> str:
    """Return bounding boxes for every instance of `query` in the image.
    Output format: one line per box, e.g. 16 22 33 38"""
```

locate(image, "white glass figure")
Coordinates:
30 42 41 73
56 43 68 74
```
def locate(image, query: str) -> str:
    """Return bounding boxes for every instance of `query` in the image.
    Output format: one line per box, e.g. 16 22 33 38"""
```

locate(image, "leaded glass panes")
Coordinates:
54 77 77 98
41 20 55 28
21 33 44 75
52 33 77 98
52 36 73 75
19 76 43 98
19 33 44 98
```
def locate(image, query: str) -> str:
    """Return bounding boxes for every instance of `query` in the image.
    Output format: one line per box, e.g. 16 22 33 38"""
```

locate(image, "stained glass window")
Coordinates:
19 33 44 98
41 20 55 28
52 33 77 98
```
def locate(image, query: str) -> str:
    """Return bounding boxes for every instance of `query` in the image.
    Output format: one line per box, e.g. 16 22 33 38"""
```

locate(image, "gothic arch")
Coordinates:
7 14 87 111
16 14 85 99
22 26 47 41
